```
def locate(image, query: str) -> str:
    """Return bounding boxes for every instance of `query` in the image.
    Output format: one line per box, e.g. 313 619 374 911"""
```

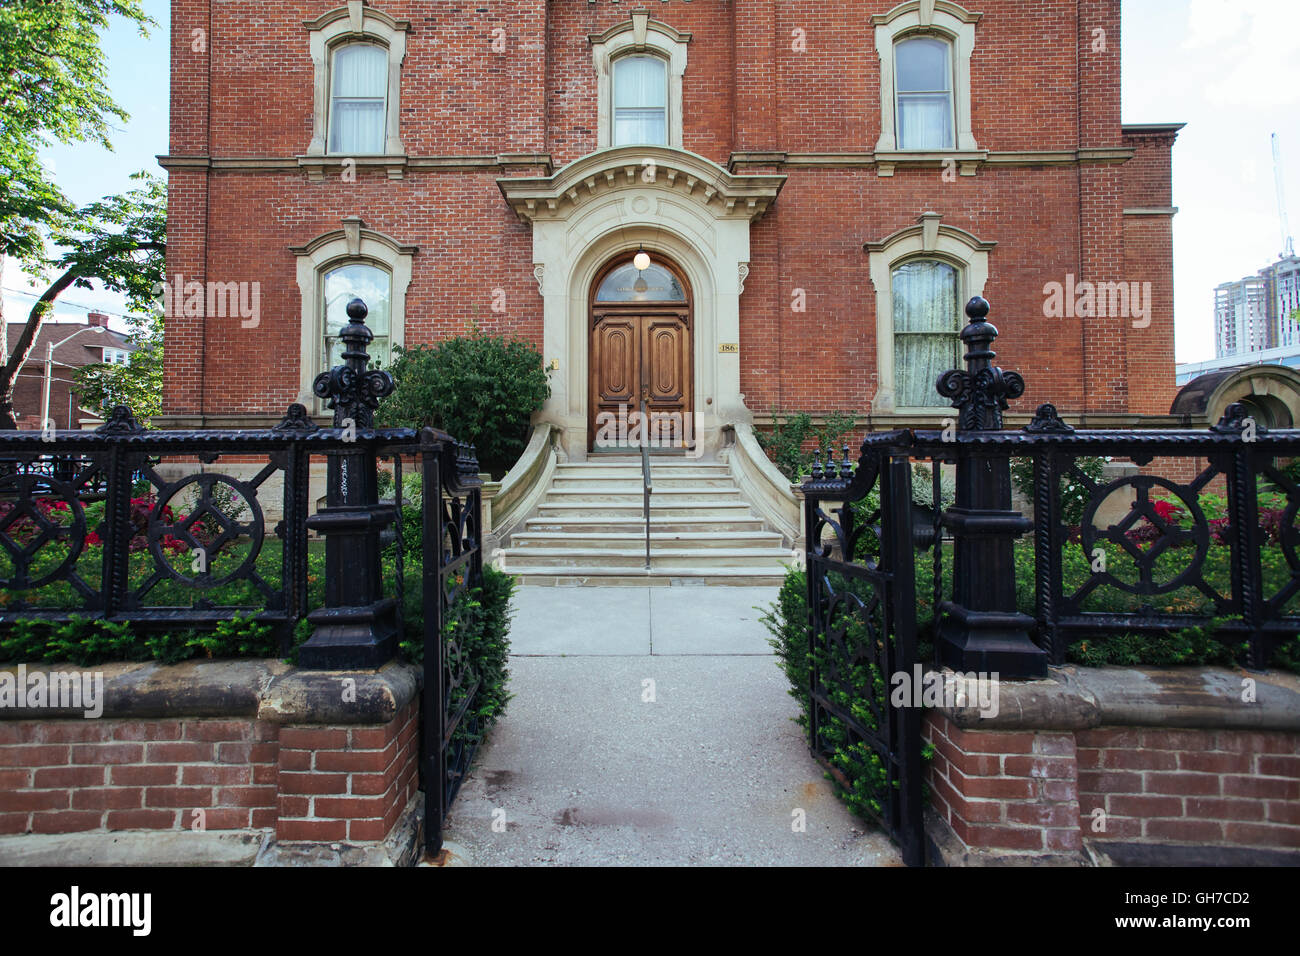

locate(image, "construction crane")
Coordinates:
1274 132 1296 260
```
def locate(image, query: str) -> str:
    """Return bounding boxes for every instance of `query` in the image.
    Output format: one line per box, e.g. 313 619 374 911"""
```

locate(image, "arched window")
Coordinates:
595 262 686 303
894 36 953 150
328 43 388 154
612 54 668 146
891 259 960 408
322 262 392 369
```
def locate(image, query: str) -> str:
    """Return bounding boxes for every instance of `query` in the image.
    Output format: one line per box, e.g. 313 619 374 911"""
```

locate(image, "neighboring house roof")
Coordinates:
6 316 135 376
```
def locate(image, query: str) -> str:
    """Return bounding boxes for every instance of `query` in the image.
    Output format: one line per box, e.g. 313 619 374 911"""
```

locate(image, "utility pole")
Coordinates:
1273 132 1296 260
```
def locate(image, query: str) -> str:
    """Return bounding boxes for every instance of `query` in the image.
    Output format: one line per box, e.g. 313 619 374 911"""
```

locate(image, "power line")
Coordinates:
0 286 141 321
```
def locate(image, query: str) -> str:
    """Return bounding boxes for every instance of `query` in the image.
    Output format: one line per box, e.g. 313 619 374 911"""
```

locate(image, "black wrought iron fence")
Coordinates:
800 296 1300 867
0 296 487 858
804 299 1300 685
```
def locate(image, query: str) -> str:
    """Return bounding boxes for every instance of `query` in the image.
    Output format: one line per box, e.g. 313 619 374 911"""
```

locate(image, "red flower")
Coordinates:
84 531 102 546
1152 499 1182 521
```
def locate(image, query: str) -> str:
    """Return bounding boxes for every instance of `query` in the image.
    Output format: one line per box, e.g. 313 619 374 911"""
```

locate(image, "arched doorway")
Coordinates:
588 252 694 453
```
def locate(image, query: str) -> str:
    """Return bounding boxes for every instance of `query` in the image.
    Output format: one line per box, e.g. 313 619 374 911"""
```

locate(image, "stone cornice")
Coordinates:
498 145 785 224
157 153 555 176
729 147 1135 174
158 147 1136 178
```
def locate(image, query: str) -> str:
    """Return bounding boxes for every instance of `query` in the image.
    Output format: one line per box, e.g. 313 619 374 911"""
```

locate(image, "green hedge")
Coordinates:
762 569 933 821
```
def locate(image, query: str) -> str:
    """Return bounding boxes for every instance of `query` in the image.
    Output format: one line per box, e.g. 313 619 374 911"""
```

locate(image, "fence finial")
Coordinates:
935 297 1025 431
311 298 395 429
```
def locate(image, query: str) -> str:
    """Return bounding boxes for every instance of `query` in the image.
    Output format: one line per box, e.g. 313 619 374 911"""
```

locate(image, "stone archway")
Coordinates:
1171 364 1300 427
498 146 784 461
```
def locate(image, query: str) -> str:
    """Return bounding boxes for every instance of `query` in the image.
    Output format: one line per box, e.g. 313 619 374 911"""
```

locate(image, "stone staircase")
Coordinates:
499 457 793 585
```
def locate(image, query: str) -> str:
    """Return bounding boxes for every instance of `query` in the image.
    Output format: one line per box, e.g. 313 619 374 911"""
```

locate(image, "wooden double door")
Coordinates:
589 309 693 451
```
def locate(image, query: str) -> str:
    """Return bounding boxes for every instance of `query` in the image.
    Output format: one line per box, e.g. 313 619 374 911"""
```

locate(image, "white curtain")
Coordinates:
893 260 959 407
613 55 667 145
895 37 953 150
329 44 387 154
323 263 392 369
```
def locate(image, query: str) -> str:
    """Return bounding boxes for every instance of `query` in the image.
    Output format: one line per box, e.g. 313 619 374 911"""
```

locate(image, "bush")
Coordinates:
0 612 279 668
400 564 516 747
762 568 933 822
1010 455 1107 526
756 410 857 482
377 329 550 478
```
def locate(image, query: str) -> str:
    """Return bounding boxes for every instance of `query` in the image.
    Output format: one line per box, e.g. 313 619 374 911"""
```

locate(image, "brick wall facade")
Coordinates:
162 0 1180 426
926 712 1300 861
0 700 419 846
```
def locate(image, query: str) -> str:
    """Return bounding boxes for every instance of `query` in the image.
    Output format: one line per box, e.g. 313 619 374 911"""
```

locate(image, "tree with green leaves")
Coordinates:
0 0 154 428
0 173 165 428
72 300 163 420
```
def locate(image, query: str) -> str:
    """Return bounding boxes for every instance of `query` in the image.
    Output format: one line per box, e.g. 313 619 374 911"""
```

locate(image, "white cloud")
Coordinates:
1183 0 1247 49
1185 0 1300 107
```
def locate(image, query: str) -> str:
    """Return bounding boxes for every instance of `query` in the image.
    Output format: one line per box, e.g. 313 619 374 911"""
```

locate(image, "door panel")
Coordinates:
589 311 692 450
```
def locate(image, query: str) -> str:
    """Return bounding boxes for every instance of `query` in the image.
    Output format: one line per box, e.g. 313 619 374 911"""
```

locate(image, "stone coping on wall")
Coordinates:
0 659 420 725
927 664 1300 732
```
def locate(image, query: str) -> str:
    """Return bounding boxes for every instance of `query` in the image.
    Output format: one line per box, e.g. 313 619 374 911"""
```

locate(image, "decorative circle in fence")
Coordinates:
148 473 264 587
1079 475 1210 595
0 474 88 589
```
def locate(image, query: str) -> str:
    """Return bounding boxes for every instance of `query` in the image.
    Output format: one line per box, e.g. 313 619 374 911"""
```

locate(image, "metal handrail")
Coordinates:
639 393 652 570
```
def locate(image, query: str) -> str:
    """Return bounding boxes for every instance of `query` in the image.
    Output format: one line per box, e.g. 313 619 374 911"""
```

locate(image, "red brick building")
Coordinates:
8 314 133 430
159 0 1181 463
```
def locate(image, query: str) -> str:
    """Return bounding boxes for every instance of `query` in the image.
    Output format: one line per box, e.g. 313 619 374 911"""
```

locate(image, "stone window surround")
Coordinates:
291 217 415 412
303 1 410 175
590 12 691 150
865 211 994 415
873 0 981 177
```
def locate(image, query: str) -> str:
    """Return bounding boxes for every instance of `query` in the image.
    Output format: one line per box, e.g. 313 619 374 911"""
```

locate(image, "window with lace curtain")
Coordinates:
328 43 388 154
872 1 980 159
892 259 961 408
305 5 409 162
894 36 954 150
612 54 668 146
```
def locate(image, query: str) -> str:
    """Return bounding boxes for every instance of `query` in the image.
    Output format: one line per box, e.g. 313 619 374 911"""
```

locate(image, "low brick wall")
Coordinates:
924 666 1300 865
0 660 422 866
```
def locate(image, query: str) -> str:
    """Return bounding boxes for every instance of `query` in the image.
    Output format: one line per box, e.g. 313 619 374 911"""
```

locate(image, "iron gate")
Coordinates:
416 428 485 857
802 439 926 867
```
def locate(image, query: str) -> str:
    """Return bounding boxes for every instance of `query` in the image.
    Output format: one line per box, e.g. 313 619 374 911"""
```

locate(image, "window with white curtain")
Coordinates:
892 259 960 408
322 263 392 370
894 36 954 150
328 43 388 154
612 55 668 146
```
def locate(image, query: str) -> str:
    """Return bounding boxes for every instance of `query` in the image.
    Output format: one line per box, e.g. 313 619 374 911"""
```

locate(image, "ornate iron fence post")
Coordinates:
298 299 400 669
934 297 1047 678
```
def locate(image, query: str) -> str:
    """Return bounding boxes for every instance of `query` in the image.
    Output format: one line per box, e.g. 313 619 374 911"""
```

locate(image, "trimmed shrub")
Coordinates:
377 329 550 478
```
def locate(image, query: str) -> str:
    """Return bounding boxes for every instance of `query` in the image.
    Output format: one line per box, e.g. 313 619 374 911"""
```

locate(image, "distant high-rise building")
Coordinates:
1214 255 1300 357
1271 256 1300 347
1215 274 1270 355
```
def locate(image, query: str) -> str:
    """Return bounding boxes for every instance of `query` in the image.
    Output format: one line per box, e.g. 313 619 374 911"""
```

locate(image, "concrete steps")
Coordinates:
499 458 792 586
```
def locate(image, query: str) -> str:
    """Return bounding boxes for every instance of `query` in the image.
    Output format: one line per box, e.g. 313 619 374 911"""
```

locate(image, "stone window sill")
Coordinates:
874 150 988 177
297 154 408 181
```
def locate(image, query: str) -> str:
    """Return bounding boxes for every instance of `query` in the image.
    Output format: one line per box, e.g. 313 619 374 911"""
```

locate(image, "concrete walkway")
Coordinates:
441 586 901 866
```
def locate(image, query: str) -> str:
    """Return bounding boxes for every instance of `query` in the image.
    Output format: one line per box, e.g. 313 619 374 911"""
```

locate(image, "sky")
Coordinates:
4 0 1300 364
